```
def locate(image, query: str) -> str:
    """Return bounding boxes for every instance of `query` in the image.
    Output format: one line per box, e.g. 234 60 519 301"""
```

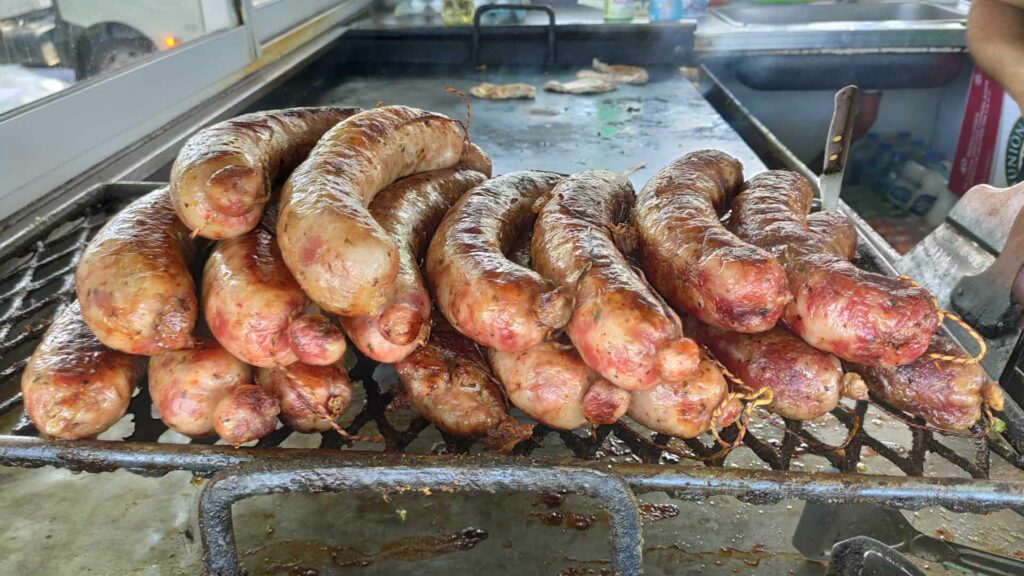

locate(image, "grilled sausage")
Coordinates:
258 363 352 433
76 187 197 355
341 168 487 363
531 170 699 391
203 206 345 368
692 321 866 421
627 353 741 439
149 337 253 437
729 171 940 366
459 142 493 177
489 341 629 430
634 151 790 333
279 106 468 317
848 335 1004 431
426 171 572 352
171 107 360 239
21 302 145 439
394 315 534 449
213 384 281 446
807 209 1004 430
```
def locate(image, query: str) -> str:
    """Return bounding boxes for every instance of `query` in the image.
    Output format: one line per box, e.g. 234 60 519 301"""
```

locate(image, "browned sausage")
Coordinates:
394 315 533 449
634 151 790 333
278 106 468 317
341 168 487 363
459 142 493 177
258 363 352 433
531 170 699 391
627 353 741 439
489 341 629 430
213 384 281 446
806 209 1004 430
171 107 360 239
426 171 572 352
729 171 940 366
203 205 345 368
149 337 252 437
692 321 867 421
76 187 197 355
21 302 145 439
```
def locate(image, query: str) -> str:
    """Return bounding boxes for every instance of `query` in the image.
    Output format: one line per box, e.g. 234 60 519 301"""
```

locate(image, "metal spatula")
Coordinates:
793 502 1024 575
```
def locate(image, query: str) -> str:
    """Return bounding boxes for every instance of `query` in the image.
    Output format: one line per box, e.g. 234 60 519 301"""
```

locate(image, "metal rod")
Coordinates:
199 461 643 576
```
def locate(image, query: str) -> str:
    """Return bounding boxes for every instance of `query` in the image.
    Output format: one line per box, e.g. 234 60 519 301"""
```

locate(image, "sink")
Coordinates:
710 2 964 27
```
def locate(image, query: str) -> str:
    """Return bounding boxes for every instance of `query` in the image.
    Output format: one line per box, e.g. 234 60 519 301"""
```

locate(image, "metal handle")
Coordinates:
901 534 1024 576
471 4 556 68
199 460 642 576
826 536 926 576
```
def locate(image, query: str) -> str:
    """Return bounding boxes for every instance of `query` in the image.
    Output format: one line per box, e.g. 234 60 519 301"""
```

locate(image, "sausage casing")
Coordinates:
171 107 360 239
531 170 699 391
203 206 345 368
76 187 197 355
213 384 281 445
21 302 145 439
426 171 572 352
634 151 790 333
258 363 352 433
627 353 740 439
394 316 533 449
279 106 467 317
729 171 940 366
149 337 252 437
341 168 487 363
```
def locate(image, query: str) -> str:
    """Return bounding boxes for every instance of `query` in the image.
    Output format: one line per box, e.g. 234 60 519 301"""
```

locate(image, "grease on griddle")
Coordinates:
639 502 680 523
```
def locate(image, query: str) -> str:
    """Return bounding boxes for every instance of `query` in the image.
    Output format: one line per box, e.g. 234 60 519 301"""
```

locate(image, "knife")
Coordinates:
820 85 860 212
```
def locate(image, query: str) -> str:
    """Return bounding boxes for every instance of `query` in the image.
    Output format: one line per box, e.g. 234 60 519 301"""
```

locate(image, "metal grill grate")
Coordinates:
0 182 1022 483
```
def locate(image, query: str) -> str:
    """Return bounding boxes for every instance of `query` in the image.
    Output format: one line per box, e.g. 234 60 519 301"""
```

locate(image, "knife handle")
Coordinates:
823 85 860 176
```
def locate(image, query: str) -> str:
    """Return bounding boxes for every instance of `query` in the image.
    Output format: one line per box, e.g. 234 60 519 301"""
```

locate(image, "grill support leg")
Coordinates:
199 461 645 576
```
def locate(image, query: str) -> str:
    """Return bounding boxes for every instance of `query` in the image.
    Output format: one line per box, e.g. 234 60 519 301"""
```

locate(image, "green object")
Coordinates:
751 0 815 4
442 0 475 26
992 417 1007 434
604 0 638 21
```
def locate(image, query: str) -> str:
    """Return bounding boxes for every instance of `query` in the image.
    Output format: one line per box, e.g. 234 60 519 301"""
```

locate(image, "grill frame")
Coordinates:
2 181 1024 575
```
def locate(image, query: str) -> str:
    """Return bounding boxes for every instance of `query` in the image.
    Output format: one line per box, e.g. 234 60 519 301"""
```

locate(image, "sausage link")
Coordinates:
213 384 281 446
848 335 1004 431
341 168 487 363
171 107 360 239
634 151 790 333
532 170 699 391
395 316 534 449
279 106 467 317
489 341 628 430
729 171 940 366
459 143 493 177
627 353 739 439
426 171 572 352
692 321 852 421
21 302 145 439
258 363 352 433
807 210 1004 430
76 187 197 355
149 337 252 437
203 207 345 368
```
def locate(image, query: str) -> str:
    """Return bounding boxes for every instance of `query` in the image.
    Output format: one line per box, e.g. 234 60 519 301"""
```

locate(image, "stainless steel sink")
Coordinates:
710 1 964 27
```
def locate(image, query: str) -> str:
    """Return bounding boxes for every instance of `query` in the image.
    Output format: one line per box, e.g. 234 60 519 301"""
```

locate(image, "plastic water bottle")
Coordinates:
861 142 893 191
849 133 881 185
887 160 927 208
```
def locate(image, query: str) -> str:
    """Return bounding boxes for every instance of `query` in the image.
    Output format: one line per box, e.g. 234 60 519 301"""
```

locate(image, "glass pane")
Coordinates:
0 0 238 116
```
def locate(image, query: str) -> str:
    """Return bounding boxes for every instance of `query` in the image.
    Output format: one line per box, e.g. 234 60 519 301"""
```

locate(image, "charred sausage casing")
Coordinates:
531 170 699 391
627 353 740 439
426 171 572 352
729 171 940 366
76 187 197 355
171 107 360 239
807 209 1004 430
634 151 790 333
489 341 629 430
258 363 352 433
203 206 345 368
394 315 534 449
21 302 145 439
279 106 468 317
213 384 281 445
341 168 487 363
692 320 866 421
149 337 253 437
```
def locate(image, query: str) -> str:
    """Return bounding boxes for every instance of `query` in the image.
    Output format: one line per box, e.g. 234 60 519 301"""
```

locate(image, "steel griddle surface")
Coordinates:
0 72 1022 503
